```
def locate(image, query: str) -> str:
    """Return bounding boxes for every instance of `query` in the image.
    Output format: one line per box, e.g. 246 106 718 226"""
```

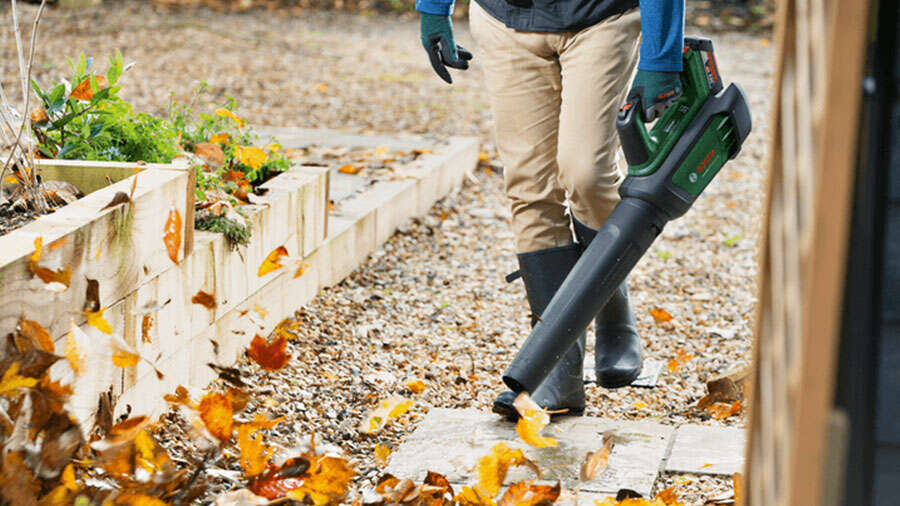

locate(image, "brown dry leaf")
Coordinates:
164 208 182 264
513 392 556 448
129 168 139 199
581 432 615 481
258 245 288 277
100 191 132 210
238 424 275 478
338 163 363 174
1 451 41 505
374 443 391 465
194 142 225 167
407 379 427 394
29 106 48 123
27 237 72 291
84 307 113 334
163 385 195 408
69 75 108 100
284 455 354 505
497 480 560 506
141 314 153 343
247 335 290 371
360 396 414 434
649 308 673 323
199 392 234 442
17 316 54 353
191 290 218 310
0 362 39 397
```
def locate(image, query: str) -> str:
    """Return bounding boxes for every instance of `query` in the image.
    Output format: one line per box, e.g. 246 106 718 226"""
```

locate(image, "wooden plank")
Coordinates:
34 158 190 194
0 168 189 342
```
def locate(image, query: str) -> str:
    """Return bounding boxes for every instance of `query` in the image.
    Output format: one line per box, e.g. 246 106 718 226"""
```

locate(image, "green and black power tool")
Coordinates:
502 37 752 395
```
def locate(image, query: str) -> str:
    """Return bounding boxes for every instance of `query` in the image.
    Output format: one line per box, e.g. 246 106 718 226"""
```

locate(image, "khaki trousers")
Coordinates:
469 1 641 253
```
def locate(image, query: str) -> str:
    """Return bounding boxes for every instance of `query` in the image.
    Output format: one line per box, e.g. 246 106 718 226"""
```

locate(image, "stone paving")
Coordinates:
387 408 746 500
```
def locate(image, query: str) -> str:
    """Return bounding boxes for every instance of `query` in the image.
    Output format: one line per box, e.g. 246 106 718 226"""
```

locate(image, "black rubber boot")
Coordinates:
573 217 644 389
492 244 586 420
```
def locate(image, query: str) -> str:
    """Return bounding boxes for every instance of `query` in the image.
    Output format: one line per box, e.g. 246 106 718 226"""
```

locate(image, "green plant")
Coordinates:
195 212 252 249
30 52 178 163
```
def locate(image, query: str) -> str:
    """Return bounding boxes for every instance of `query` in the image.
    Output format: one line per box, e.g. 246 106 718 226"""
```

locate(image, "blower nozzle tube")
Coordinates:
501 198 669 394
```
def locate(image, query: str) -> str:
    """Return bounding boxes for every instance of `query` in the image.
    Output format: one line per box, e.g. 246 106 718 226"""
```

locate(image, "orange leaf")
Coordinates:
707 400 742 420
406 379 426 394
198 392 234 442
649 308 673 323
164 209 182 264
141 314 153 343
69 75 107 101
193 142 225 167
248 335 290 371
17 316 54 353
497 480 560 506
580 433 615 480
191 290 217 310
655 487 680 505
513 393 556 448
338 164 362 174
209 133 231 145
472 442 535 499
293 262 310 278
215 108 245 128
374 443 391 465
258 245 288 277
238 424 275 477
284 456 354 505
29 106 48 123
48 236 68 251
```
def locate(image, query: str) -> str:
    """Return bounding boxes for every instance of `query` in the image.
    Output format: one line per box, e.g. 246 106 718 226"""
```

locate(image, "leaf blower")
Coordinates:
501 37 753 396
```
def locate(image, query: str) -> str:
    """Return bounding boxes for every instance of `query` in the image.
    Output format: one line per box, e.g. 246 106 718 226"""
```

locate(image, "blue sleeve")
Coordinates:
637 0 685 72
416 0 455 16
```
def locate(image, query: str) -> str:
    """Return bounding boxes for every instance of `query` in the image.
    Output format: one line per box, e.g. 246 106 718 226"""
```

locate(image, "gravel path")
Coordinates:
3 3 773 503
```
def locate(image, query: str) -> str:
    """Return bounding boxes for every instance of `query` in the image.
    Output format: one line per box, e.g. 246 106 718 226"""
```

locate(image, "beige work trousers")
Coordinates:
469 1 641 253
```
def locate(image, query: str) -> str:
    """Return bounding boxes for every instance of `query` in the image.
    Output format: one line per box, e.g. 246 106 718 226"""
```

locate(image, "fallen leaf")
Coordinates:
407 379 426 394
141 314 153 343
707 401 742 420
472 442 538 499
513 392 556 448
65 321 87 376
238 424 275 478
338 164 362 174
164 208 182 264
374 443 391 465
48 237 68 251
497 480 560 506
30 106 48 123
650 308 673 323
198 392 234 442
314 83 328 92
194 142 225 167
360 396 414 434
247 335 290 371
633 401 648 410
0 362 38 397
111 346 139 368
293 262 310 278
284 455 354 505
100 191 132 210
192 290 217 310
581 432 615 480
84 307 113 334
258 245 288 277
17 316 54 353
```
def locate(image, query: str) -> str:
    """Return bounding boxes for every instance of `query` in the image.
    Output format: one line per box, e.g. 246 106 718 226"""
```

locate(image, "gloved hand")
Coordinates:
420 13 473 84
627 70 683 121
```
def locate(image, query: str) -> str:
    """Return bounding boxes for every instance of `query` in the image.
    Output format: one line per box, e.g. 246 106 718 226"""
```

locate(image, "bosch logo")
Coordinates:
697 149 716 174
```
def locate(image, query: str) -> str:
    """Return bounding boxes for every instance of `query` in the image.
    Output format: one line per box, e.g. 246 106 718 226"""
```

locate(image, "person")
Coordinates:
415 0 685 418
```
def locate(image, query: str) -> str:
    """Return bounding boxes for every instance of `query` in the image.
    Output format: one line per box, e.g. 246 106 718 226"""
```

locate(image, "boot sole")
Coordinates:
491 400 585 422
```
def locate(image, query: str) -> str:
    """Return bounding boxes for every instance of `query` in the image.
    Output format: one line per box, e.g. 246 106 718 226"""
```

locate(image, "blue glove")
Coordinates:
420 13 473 84
628 70 683 121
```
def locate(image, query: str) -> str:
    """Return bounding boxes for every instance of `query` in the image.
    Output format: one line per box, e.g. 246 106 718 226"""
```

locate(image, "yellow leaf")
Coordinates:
215 108 245 128
374 443 391 465
0 363 38 397
374 146 390 155
264 143 282 153
285 456 354 505
235 146 268 171
314 83 328 92
30 236 42 264
360 396 413 434
254 304 268 319
633 401 648 410
61 464 77 491
407 379 426 394
513 392 556 448
338 164 363 175
112 346 139 368
473 442 535 499
258 245 288 277
65 321 86 376
84 307 113 334
293 262 310 278
238 425 274 477
455 485 496 506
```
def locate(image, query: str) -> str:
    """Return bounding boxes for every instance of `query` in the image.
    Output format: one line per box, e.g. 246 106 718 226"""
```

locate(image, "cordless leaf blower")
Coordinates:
502 37 752 396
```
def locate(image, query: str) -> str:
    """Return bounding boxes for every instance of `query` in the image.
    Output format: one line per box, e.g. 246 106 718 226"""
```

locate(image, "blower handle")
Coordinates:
617 95 651 166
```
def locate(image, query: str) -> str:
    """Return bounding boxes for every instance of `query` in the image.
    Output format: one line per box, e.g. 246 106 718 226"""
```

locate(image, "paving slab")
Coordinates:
386 408 674 498
584 357 664 388
664 424 747 475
